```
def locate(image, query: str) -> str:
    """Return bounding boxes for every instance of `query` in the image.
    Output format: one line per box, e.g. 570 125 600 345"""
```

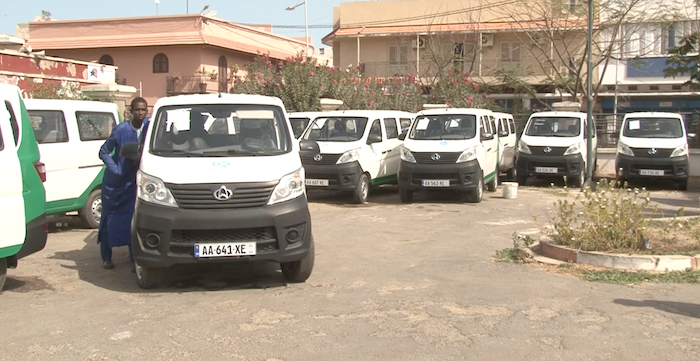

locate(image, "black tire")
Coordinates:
506 167 517 180
516 173 527 186
570 168 585 188
79 189 102 229
399 188 414 203
134 261 164 289
0 258 7 292
486 171 498 192
353 173 370 204
468 173 484 203
678 179 688 191
281 237 315 283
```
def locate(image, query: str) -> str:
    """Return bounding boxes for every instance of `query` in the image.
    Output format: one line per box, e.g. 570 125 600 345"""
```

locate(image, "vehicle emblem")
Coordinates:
543 147 552 153
213 185 233 201
431 153 441 161
313 154 323 161
648 148 657 155
213 160 230 168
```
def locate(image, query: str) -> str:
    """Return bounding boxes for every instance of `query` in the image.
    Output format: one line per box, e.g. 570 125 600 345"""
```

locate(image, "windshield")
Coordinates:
623 117 684 138
409 114 477 140
302 117 368 142
525 117 581 137
289 117 311 139
149 104 291 157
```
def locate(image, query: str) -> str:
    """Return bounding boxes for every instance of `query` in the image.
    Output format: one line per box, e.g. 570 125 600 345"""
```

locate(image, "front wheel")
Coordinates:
281 237 315 283
399 188 414 203
134 261 164 289
80 189 102 229
678 179 688 191
354 173 370 204
570 168 585 188
486 171 498 192
468 174 484 203
506 167 517 180
0 258 7 292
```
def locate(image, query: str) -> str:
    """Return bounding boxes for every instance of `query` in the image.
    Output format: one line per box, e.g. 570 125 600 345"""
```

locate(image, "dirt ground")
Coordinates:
1 183 699 361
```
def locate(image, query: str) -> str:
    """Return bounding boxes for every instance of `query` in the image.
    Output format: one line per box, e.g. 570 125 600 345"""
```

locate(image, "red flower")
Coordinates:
333 79 338 85
472 83 478 90
275 83 281 89
309 71 314 77
482 92 488 98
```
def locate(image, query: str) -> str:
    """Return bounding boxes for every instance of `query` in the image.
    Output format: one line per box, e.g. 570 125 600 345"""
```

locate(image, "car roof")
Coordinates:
622 111 683 119
319 109 415 117
153 93 286 109
529 111 586 118
23 98 118 109
417 107 493 116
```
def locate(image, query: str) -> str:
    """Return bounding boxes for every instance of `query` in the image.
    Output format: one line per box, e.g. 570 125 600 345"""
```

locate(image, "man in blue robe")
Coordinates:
97 97 149 269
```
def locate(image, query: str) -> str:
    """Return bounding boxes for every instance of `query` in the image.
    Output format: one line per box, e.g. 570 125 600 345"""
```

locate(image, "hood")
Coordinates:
519 134 582 148
317 140 364 154
619 136 686 149
403 138 478 152
140 151 301 184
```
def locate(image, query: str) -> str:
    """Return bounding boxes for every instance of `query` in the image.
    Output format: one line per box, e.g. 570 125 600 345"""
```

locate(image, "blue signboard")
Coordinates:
626 57 694 78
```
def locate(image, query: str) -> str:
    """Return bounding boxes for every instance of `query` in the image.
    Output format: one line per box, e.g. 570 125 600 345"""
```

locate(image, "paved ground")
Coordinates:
1 182 700 361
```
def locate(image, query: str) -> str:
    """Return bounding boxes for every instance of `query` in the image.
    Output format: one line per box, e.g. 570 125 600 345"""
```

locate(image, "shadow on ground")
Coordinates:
307 184 506 206
614 299 700 319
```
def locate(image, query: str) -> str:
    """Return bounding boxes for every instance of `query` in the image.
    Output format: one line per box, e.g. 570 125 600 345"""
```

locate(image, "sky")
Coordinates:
0 0 370 48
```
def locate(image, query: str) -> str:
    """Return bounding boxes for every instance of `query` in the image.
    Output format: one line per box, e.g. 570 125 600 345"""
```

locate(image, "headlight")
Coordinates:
336 148 361 164
564 142 583 155
456 145 478 163
400 146 416 163
617 142 634 157
517 140 531 154
268 167 305 205
671 143 688 157
137 171 177 207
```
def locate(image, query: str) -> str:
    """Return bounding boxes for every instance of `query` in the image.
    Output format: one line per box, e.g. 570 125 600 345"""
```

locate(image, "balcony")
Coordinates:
359 59 554 79
166 75 230 95
480 59 554 78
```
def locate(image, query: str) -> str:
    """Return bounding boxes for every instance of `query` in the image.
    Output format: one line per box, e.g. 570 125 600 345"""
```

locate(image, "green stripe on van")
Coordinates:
46 167 105 215
371 174 398 187
484 171 497 184
15 93 46 223
0 244 23 259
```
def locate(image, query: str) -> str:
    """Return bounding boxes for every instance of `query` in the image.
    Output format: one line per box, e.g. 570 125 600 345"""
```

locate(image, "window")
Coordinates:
672 85 683 90
384 118 399 139
569 0 576 12
5 101 19 145
369 119 383 140
480 116 488 135
498 119 506 134
303 117 368 142
489 116 497 135
500 42 521 62
628 85 638 91
410 114 477 140
28 110 69 144
218 56 228 92
99 55 114 65
399 118 412 133
650 85 659 91
153 53 169 73
76 111 116 141
388 45 410 74
508 119 516 134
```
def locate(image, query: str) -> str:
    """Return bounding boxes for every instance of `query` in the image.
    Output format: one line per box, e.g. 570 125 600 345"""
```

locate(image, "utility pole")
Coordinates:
585 0 594 189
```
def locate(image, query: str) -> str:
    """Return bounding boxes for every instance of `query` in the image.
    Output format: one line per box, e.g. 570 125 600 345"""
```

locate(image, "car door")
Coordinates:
497 117 508 171
382 117 402 177
74 108 118 191
363 118 385 180
0 101 26 253
482 115 499 178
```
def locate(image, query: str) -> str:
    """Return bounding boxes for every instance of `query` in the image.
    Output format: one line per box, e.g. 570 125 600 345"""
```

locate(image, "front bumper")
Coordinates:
516 152 584 177
398 159 481 191
131 196 312 268
302 161 363 191
615 154 689 180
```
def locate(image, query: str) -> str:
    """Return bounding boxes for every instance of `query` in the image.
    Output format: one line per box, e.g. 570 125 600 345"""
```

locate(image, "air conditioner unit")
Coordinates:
481 33 494 47
411 38 426 49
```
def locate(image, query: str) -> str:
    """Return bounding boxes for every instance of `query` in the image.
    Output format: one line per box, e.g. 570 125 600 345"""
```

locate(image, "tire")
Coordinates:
516 173 527 186
506 167 517 180
570 168 585 188
486 171 498 192
281 237 315 283
353 173 370 204
468 173 484 203
0 258 7 292
678 179 688 191
134 260 164 289
79 189 102 229
399 188 414 203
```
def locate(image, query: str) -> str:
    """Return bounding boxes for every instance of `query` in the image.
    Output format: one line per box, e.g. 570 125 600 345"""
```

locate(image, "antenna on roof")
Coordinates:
200 4 210 14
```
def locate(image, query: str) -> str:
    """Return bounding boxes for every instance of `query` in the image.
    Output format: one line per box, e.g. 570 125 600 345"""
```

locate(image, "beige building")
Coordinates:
323 0 589 110
26 14 314 106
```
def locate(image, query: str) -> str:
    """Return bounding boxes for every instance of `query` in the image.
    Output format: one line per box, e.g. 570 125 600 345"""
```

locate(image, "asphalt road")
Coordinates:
1 184 699 361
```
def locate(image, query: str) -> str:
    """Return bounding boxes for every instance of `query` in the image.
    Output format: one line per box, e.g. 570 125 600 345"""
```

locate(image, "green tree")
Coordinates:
664 32 700 89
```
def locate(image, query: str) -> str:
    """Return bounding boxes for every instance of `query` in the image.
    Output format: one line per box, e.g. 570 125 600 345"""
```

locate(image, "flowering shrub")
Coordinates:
231 52 492 113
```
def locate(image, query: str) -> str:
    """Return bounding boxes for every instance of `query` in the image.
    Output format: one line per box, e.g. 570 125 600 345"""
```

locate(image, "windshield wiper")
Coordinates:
152 149 207 157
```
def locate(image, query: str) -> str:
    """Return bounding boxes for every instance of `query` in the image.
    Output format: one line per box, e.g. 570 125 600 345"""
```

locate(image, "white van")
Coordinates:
24 99 121 228
516 106 597 187
298 109 415 203
397 107 500 203
119 93 314 289
616 111 689 190
288 111 323 139
493 112 518 179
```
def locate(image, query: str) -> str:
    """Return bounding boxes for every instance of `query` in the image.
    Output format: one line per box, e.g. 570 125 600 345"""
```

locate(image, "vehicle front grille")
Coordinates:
529 146 568 156
631 147 674 158
300 153 342 165
411 152 461 164
166 181 277 210
169 227 279 256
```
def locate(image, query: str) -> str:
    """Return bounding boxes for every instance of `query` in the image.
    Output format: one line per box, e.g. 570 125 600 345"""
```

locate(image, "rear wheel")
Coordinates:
678 179 688 191
354 173 370 204
0 258 7 292
516 173 527 186
486 171 498 192
79 189 102 229
134 261 164 289
281 237 315 283
506 167 517 180
399 188 414 203
468 174 484 203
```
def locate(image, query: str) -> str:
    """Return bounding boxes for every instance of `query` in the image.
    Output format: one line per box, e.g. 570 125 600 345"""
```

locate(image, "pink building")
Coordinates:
26 14 314 106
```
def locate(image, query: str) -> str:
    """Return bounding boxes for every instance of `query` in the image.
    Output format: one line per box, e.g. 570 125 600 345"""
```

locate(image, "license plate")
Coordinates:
305 179 329 186
535 167 558 174
422 179 450 187
640 169 664 176
194 242 256 258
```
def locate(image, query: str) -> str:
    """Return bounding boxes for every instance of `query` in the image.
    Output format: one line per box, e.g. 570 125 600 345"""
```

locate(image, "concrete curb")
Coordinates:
536 236 700 272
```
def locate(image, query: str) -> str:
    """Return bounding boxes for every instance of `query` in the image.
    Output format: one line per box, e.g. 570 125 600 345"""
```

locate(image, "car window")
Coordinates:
498 119 506 134
384 118 398 139
508 119 516 134
399 118 412 133
0 120 4 151
369 119 383 140
5 101 20 145
76 111 116 141
480 116 488 135
28 110 69 144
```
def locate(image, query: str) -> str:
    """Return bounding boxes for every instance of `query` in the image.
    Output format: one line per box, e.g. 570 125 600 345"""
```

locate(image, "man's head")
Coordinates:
130 97 148 122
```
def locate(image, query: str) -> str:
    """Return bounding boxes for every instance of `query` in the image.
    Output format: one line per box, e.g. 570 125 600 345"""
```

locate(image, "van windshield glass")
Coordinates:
302 117 368 142
150 104 291 157
623 117 684 138
409 114 477 140
525 117 580 137
289 117 311 138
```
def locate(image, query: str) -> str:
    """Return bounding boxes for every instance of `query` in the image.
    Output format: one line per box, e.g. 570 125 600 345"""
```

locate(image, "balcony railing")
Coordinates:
359 59 553 79
166 75 230 95
480 59 554 78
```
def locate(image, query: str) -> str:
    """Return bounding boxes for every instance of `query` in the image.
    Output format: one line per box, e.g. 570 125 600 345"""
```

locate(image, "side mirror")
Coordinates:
481 133 495 141
120 142 141 161
299 140 320 153
398 133 407 141
367 134 382 144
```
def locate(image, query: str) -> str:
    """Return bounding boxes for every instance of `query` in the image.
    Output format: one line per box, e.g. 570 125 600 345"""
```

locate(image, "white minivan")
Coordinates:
397 107 500 203
298 109 415 203
616 111 689 190
288 111 323 139
493 112 518 179
516 105 597 187
120 93 315 289
24 99 121 228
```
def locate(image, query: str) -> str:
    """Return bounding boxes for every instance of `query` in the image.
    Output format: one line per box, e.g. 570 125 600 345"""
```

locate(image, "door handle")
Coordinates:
386 149 392 152
382 151 387 154
487 148 492 152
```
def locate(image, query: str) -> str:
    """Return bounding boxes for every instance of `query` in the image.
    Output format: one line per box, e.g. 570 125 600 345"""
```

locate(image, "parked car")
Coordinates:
493 112 518 180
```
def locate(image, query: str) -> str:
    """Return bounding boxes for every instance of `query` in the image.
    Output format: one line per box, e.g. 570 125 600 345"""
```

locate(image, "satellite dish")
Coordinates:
206 10 217 17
